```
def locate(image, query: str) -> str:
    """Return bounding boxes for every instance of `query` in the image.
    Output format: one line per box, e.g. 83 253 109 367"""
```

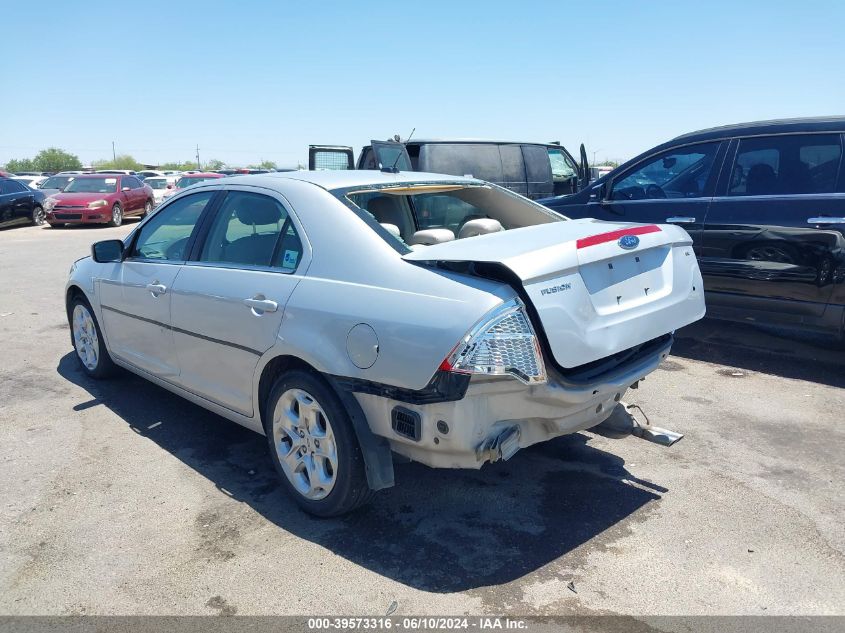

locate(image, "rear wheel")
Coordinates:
265 370 373 517
31 205 45 226
108 203 123 227
141 199 152 218
69 295 116 379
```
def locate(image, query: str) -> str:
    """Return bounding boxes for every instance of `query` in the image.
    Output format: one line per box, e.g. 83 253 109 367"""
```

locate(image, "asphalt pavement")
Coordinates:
1 221 843 616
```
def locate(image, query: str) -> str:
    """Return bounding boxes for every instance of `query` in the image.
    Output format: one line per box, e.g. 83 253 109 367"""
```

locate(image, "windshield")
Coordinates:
146 178 167 189
40 176 74 190
64 177 118 193
176 176 213 188
342 183 562 252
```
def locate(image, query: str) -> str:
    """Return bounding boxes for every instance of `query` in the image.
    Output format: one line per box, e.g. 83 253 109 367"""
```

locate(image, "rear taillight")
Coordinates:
440 298 546 385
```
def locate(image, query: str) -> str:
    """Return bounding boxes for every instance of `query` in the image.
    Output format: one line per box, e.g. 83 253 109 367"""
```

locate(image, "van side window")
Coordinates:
611 142 720 201
728 134 842 196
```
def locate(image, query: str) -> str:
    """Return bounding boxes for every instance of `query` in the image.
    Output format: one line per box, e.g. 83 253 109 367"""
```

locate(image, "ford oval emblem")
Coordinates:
618 234 640 250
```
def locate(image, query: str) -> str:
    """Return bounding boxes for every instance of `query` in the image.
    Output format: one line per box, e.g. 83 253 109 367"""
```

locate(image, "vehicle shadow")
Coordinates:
672 318 845 389
57 353 665 593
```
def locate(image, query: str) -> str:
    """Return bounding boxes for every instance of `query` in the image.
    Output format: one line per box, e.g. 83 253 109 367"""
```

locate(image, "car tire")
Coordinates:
141 199 152 218
108 203 123 227
31 205 45 226
264 369 373 517
69 294 116 379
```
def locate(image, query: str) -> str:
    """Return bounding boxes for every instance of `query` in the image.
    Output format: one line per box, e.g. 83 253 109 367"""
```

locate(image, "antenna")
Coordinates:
389 127 415 173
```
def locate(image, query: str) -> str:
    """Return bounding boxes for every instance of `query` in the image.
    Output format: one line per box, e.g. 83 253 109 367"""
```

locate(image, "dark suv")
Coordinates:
0 177 48 228
540 117 845 338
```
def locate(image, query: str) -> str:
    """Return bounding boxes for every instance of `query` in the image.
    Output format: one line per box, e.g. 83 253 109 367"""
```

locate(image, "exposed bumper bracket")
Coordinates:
591 402 684 447
477 425 521 464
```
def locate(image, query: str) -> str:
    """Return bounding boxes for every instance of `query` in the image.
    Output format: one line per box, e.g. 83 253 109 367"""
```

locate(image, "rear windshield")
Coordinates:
339 183 563 252
65 177 118 193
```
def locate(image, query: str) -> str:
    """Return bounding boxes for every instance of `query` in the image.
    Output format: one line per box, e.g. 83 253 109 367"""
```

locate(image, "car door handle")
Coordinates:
243 297 278 313
666 216 696 224
146 283 167 296
807 217 845 225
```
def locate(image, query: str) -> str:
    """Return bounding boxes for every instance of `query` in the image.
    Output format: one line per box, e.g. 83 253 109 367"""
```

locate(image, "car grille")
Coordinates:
54 205 85 209
53 213 83 220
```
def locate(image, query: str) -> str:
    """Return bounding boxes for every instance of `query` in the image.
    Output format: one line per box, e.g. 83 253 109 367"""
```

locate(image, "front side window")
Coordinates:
548 148 577 181
728 134 842 196
129 191 215 261
199 191 302 269
612 142 720 201
123 176 142 189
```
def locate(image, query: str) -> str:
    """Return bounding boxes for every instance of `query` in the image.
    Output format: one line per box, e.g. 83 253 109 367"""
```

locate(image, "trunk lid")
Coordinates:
403 219 705 369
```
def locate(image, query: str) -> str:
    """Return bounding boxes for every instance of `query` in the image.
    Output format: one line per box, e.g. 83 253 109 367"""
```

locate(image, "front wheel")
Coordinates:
108 203 123 227
265 370 373 517
31 205 45 226
69 296 116 379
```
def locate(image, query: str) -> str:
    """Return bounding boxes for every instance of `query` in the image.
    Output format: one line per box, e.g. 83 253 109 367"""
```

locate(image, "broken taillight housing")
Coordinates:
440 298 546 385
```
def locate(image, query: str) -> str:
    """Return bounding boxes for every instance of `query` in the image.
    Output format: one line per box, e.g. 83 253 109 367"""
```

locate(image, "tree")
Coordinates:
33 148 83 172
93 154 143 171
159 160 201 172
4 158 36 172
205 158 225 170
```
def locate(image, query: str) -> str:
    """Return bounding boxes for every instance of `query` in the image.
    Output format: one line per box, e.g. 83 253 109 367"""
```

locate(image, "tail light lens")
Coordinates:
440 298 546 385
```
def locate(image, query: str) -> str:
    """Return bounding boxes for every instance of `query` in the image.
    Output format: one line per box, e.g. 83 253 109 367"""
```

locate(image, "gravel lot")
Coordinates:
1 221 843 616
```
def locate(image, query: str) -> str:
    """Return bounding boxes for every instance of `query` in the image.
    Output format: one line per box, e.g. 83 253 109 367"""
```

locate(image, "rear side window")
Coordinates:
199 191 302 270
420 144 504 182
130 192 215 261
1 179 27 194
728 134 842 196
612 142 720 200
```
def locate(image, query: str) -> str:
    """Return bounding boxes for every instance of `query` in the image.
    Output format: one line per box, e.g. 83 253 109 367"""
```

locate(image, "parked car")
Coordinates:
540 117 845 338
12 175 48 189
95 169 137 176
37 174 77 198
309 139 590 199
160 172 225 202
137 170 166 180
143 176 172 206
46 174 154 227
0 177 48 228
66 170 704 515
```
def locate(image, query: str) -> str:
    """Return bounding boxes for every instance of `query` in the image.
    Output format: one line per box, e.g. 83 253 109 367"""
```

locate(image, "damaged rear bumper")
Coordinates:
353 336 673 469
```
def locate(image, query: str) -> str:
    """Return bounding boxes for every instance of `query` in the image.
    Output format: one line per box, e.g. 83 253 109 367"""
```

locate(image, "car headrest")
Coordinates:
458 218 504 239
235 197 282 226
380 223 401 238
408 228 455 246
368 196 401 223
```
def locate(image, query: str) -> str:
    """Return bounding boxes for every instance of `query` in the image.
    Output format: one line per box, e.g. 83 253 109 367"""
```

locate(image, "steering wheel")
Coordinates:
645 184 667 199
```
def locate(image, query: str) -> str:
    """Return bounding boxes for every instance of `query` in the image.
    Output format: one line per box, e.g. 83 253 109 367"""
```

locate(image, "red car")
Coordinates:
46 174 155 227
160 172 225 203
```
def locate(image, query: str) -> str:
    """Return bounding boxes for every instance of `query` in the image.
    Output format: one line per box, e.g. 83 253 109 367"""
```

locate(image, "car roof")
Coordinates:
372 138 562 147
73 173 125 178
179 172 225 178
215 170 481 191
672 116 845 143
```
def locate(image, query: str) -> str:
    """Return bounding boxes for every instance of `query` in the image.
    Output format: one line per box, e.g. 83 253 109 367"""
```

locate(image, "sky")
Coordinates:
2 0 844 169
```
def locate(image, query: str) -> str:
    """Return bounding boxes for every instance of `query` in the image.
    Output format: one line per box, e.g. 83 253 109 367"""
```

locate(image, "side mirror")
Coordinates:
121 186 131 192
166 184 173 189
91 239 125 263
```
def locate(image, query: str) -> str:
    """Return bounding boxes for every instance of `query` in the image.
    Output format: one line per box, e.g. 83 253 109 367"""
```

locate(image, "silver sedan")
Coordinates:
65 171 705 516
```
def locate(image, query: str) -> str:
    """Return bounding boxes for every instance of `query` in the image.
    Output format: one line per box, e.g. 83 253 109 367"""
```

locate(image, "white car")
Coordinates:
65 171 705 516
11 175 47 189
142 176 174 205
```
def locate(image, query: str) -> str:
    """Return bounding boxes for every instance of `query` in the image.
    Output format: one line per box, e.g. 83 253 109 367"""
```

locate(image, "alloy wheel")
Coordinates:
272 388 338 500
72 304 99 371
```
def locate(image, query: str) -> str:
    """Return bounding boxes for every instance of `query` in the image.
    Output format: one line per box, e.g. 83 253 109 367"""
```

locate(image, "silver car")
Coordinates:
65 171 705 516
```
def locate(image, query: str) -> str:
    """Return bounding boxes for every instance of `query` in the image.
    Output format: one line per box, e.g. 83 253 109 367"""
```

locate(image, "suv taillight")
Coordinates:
440 298 546 385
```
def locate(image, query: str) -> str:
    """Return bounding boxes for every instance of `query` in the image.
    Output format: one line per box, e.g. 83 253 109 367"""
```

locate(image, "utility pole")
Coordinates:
112 141 116 162
196 145 201 170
